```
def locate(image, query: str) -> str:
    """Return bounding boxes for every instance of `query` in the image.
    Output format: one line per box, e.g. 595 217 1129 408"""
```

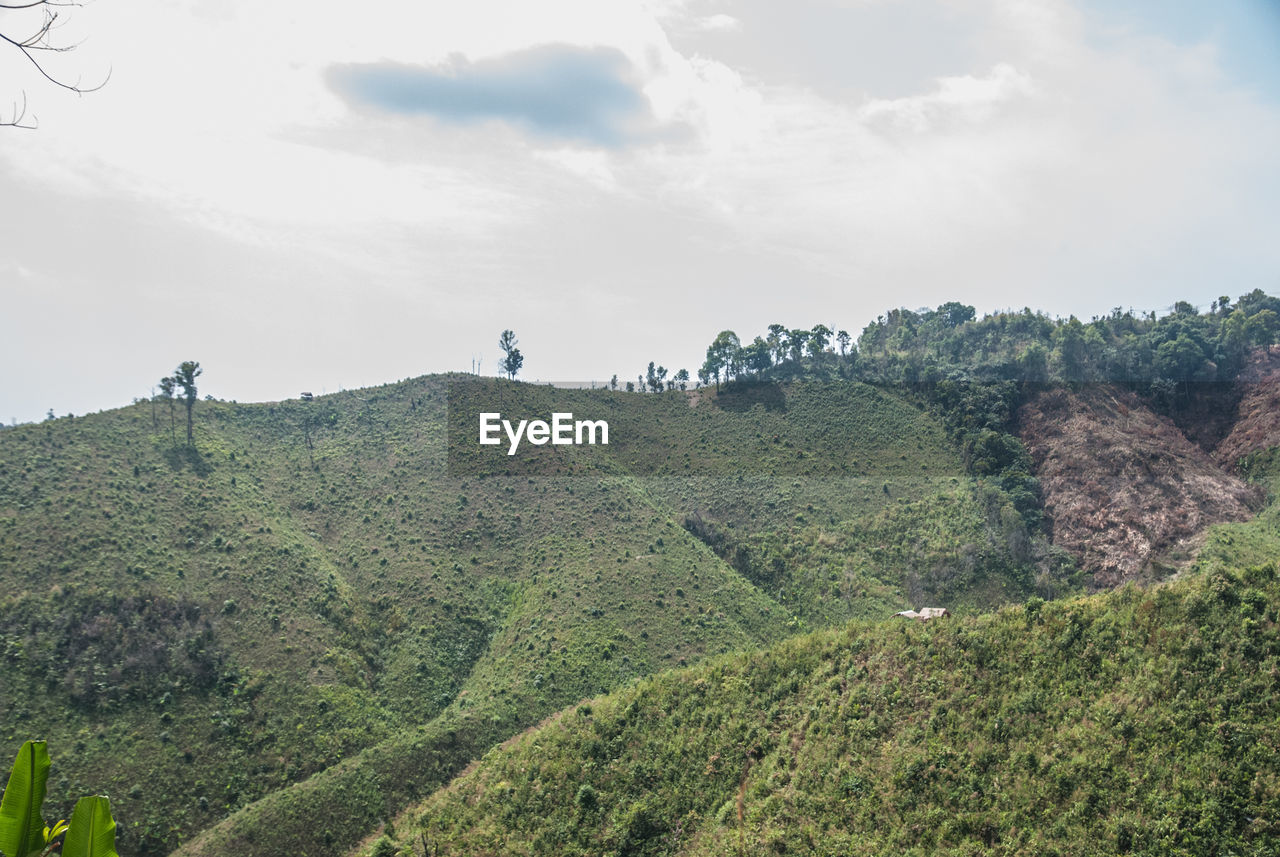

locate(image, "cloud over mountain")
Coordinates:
327 44 662 146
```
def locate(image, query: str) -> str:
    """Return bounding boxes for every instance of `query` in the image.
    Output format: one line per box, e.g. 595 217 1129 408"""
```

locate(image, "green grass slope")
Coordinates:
1 375 1053 856
378 555 1280 857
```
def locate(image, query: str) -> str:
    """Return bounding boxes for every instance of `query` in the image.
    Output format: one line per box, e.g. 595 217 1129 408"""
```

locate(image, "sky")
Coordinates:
1 0 1279 423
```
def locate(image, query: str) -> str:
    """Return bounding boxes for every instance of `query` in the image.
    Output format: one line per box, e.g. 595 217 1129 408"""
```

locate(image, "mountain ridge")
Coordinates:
4 296 1280 856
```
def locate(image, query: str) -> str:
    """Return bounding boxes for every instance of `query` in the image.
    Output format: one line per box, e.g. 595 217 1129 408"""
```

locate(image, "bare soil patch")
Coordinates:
1019 385 1259 588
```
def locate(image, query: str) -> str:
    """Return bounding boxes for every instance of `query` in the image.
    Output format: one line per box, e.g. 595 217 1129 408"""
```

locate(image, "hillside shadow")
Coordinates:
715 380 787 412
163 444 214 477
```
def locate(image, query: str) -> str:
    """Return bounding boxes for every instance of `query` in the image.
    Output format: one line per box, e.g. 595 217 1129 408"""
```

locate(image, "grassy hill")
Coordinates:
0 374 1053 855
367 498 1280 857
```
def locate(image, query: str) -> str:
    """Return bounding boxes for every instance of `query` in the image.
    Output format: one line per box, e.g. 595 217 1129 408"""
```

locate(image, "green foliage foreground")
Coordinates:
3 371 1056 856
383 560 1280 857
0 741 118 857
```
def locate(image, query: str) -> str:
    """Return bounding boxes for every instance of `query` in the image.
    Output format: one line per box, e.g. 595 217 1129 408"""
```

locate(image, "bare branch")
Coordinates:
0 1 86 6
0 1 83 9
1 0 107 105
0 90 37 128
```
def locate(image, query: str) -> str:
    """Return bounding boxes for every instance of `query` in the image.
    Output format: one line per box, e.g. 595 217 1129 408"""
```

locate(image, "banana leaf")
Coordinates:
0 741 50 857
61 797 118 857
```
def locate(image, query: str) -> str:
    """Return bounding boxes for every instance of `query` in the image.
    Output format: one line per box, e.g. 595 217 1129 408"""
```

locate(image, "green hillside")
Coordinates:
372 512 1280 857
0 374 1050 855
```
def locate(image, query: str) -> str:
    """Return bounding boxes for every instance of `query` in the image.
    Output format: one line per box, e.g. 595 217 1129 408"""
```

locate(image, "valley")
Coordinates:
2 297 1279 856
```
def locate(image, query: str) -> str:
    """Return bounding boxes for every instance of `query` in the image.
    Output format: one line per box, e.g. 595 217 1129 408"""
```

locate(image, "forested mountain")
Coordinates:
2 293 1278 857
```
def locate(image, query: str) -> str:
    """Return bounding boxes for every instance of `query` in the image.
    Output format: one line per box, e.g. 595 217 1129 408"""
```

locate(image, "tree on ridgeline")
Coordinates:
1236 288 1280 317
745 337 771 375
808 324 832 358
1250 309 1279 346
937 301 976 328
673 368 690 391
1053 318 1089 385
836 329 851 356
702 330 740 389
158 376 177 444
498 330 524 380
767 324 787 365
173 361 202 445
787 328 808 363
646 362 662 393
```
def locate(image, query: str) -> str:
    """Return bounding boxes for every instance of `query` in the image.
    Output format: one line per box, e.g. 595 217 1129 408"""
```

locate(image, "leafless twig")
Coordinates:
1 90 36 127
1 0 109 127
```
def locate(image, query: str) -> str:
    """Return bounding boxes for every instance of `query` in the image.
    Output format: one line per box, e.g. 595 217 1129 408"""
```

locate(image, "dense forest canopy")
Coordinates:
678 290 1279 536
694 290 1280 390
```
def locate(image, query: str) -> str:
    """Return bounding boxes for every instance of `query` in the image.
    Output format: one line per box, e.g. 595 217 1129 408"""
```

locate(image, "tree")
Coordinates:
836 329 851 357
157 376 176 444
1246 309 1279 347
702 330 740 389
1019 341 1050 384
2 1 109 128
808 324 831 358
1054 317 1088 384
786 328 809 363
1155 335 1208 384
766 324 787 365
498 330 523 380
673 368 689 391
937 301 976 328
1218 309 1251 375
744 337 771 375
610 374 618 391
1235 288 1280 317
172 361 201 445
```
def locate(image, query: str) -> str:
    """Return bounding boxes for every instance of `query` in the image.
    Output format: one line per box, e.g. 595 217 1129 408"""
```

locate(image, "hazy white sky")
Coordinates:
1 0 1278 422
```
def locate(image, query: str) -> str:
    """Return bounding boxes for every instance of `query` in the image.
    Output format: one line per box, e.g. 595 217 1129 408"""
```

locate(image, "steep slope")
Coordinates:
0 381 775 854
0 375 1044 856
1017 386 1258 588
177 378 1055 857
1214 345 1280 471
371 555 1280 857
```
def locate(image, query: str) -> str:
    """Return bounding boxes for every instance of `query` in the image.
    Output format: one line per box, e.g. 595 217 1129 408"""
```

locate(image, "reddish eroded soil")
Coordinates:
1019 386 1260 589
1214 345 1280 469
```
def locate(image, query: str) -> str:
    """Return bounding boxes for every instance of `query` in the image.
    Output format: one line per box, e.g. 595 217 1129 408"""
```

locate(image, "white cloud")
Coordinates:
2 0 1279 422
694 14 742 32
858 63 1037 132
